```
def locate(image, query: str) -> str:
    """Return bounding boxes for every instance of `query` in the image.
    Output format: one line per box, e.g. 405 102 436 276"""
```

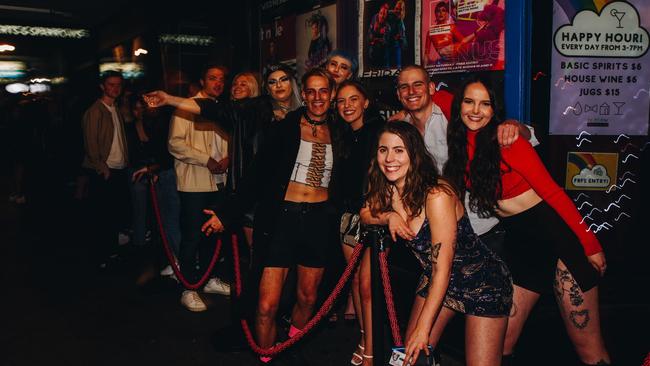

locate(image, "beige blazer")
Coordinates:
168 92 229 192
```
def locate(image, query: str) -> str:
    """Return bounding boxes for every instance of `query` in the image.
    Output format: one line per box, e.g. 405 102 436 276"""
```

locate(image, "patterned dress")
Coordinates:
403 215 513 317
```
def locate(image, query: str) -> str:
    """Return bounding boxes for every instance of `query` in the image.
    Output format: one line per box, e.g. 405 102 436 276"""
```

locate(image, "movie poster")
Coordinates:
419 0 505 74
295 4 337 79
359 0 416 78
549 0 650 135
260 15 297 76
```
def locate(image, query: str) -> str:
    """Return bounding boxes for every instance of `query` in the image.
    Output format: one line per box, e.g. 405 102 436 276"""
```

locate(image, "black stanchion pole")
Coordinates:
368 225 386 364
212 232 248 352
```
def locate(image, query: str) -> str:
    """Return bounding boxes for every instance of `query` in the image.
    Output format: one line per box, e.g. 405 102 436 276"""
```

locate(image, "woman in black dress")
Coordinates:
363 122 512 366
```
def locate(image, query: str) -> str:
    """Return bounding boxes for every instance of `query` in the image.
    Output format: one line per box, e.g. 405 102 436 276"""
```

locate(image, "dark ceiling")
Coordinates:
0 1 136 27
0 1 250 29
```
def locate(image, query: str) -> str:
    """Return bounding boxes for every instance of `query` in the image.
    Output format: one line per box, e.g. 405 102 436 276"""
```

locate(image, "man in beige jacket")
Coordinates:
168 64 231 312
82 70 130 268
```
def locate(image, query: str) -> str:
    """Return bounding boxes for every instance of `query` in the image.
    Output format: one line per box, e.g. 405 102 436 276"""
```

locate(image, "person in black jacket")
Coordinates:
332 80 384 365
146 68 343 363
201 68 343 363
145 65 301 246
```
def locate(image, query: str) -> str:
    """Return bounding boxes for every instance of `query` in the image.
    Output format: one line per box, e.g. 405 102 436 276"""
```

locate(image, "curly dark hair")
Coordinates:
443 76 503 218
366 121 453 218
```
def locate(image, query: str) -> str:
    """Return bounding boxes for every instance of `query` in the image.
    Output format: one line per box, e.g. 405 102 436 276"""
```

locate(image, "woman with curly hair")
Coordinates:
444 76 610 365
363 121 512 366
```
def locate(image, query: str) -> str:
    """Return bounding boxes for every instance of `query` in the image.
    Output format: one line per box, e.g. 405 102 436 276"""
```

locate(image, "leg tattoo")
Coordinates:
554 267 584 307
569 309 590 329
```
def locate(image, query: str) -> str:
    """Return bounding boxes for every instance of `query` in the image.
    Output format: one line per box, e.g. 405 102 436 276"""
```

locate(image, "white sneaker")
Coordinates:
203 277 230 295
180 290 207 312
160 264 174 276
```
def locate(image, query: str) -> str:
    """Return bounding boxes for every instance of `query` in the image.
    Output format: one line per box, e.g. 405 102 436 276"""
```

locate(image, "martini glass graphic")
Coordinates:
611 9 625 28
613 101 625 115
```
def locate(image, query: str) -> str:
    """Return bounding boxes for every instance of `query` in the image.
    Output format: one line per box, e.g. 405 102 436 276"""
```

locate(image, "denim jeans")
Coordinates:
155 169 181 256
129 167 150 246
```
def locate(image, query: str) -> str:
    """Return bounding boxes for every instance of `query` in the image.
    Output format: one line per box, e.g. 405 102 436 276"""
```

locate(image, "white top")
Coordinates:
404 103 448 174
290 139 333 188
102 101 127 169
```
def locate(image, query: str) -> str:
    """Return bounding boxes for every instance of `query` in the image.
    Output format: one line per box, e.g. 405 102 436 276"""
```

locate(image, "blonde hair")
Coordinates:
231 72 260 99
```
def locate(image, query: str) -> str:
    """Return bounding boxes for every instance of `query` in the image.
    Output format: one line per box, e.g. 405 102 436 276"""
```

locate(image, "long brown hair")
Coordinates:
366 121 452 218
444 76 503 218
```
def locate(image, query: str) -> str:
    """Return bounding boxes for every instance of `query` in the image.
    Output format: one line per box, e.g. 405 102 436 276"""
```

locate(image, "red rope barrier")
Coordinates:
642 352 650 366
235 242 365 357
379 251 404 347
231 233 242 297
151 179 389 358
149 181 223 290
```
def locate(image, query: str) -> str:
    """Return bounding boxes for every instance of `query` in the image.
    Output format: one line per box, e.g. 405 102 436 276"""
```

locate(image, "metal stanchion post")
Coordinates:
368 225 386 364
212 232 248 352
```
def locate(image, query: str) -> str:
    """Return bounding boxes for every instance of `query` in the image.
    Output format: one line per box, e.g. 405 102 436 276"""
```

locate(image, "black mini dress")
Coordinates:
403 215 513 317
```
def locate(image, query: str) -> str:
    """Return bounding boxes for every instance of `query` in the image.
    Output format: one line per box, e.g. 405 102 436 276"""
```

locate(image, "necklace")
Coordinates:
303 112 327 137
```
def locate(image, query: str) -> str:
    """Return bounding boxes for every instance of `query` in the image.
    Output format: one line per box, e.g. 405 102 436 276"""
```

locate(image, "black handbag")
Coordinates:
389 346 440 366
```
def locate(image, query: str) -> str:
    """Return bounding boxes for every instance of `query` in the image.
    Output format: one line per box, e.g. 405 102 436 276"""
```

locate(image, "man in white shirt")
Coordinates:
168 64 231 311
394 64 536 251
82 70 130 267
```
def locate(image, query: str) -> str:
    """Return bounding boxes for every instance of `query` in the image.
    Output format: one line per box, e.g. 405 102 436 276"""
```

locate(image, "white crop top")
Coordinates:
290 139 333 188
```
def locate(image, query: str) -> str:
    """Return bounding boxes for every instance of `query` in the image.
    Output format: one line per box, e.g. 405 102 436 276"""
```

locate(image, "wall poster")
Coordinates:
549 0 650 135
260 15 297 76
565 152 619 191
359 0 417 78
296 4 337 79
419 0 506 74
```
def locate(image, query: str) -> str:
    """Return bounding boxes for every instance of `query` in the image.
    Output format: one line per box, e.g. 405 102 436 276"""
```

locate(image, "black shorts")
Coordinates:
500 201 600 294
265 201 333 268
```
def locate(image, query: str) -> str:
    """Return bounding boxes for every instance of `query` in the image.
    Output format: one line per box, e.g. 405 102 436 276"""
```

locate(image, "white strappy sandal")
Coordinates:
351 330 365 365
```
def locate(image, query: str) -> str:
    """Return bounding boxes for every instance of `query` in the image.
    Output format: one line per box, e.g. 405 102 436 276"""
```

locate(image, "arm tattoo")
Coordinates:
430 242 441 264
553 267 584 307
569 309 590 329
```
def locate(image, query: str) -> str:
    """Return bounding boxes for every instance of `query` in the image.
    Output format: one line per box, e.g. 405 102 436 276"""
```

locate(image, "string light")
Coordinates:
0 25 89 38
159 34 214 46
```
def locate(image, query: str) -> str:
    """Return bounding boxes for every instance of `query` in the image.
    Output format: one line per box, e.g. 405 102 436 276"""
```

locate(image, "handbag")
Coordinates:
340 212 361 247
389 346 439 366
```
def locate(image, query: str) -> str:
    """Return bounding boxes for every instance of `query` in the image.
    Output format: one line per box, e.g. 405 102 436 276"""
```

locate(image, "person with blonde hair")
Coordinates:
231 72 261 101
